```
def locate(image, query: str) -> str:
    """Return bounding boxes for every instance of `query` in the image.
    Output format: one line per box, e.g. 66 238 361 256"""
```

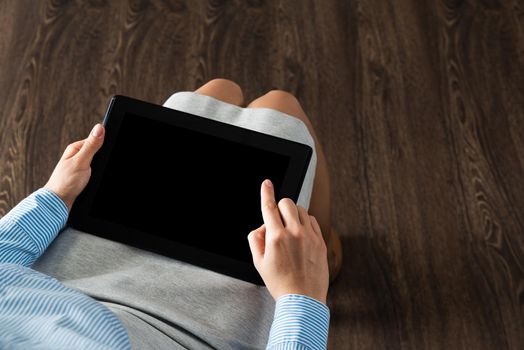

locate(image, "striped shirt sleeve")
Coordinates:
267 294 330 350
0 188 68 267
0 189 131 349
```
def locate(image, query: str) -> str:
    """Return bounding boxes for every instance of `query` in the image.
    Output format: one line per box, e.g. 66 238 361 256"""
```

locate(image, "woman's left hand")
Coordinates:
44 123 105 211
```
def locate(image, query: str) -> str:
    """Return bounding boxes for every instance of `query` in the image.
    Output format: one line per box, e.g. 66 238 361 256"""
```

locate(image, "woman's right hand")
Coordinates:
247 179 329 304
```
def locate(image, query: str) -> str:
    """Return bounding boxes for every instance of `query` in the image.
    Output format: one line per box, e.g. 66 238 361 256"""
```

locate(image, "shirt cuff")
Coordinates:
3 188 69 256
266 294 330 350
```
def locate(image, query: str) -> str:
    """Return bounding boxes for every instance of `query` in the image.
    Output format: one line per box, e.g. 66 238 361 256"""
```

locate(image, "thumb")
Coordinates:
247 224 266 266
75 124 105 166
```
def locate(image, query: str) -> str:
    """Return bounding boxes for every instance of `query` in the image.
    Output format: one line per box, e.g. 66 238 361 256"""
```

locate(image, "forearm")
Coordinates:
266 294 330 350
0 188 69 267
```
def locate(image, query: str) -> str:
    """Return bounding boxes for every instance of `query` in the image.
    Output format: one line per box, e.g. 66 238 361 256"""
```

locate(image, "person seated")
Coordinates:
0 79 342 349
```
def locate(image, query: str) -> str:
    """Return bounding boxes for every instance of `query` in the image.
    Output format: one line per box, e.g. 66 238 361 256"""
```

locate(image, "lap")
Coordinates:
34 227 275 349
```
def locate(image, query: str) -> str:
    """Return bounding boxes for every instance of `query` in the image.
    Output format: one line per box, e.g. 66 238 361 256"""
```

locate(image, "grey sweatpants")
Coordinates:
33 92 317 349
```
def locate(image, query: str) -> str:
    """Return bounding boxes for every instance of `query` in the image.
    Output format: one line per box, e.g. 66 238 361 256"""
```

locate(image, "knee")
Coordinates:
260 90 309 124
196 78 244 105
263 90 301 109
204 78 243 96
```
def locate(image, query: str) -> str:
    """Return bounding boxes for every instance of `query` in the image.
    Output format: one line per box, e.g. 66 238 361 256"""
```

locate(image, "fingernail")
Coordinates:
91 124 104 138
264 179 273 189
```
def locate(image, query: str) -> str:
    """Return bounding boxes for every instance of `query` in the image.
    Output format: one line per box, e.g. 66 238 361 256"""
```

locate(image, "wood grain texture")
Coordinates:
0 0 523 348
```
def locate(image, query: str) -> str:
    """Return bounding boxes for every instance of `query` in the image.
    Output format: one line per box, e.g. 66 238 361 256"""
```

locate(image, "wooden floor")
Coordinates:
1 0 523 349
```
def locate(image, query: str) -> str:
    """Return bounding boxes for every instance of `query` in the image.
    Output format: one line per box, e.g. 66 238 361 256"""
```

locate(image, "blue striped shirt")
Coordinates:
0 188 330 349
269 294 330 350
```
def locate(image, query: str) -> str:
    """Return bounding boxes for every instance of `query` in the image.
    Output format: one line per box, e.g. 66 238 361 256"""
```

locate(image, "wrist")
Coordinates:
272 289 327 305
43 185 73 211
275 294 329 309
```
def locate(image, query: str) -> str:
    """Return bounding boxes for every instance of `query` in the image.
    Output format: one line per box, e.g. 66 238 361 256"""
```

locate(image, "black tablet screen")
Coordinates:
90 112 290 264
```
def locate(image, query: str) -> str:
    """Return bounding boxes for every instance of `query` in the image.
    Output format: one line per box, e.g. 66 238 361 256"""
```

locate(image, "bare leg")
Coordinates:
194 78 244 106
247 90 342 282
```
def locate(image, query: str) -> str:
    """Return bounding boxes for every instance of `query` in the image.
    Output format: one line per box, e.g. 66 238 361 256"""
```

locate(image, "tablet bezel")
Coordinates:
68 95 312 285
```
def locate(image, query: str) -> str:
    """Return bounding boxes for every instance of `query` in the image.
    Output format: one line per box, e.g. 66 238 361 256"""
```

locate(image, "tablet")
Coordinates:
68 95 312 285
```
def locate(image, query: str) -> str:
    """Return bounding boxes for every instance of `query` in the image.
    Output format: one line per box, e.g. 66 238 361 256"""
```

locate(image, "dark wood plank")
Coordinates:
0 0 523 348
